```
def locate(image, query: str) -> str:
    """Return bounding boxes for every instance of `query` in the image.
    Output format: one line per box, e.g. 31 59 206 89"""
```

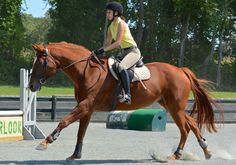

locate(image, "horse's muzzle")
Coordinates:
28 81 41 92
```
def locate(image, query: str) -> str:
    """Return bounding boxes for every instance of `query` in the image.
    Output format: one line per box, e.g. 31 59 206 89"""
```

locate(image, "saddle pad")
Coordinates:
108 57 151 82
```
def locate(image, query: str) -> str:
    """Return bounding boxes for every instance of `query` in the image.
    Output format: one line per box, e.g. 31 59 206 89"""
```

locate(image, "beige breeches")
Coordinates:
118 47 141 72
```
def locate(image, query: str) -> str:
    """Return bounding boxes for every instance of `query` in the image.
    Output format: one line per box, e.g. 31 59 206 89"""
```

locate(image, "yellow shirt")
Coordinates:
109 17 137 49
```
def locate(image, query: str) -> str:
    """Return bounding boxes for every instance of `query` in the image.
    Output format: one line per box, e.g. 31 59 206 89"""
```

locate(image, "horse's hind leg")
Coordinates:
161 97 212 160
169 109 190 160
160 97 190 160
185 115 212 159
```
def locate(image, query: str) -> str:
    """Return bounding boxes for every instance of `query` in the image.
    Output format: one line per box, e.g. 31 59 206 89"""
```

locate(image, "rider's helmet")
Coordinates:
106 1 123 16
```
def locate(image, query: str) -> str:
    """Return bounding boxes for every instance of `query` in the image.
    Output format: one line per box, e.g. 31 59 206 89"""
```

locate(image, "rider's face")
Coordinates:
106 9 113 21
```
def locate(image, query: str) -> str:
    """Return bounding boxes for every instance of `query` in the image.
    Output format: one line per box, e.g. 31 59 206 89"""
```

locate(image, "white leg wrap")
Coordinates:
199 138 208 149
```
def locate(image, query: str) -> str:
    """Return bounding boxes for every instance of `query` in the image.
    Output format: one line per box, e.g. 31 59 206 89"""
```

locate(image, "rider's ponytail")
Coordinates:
120 16 126 22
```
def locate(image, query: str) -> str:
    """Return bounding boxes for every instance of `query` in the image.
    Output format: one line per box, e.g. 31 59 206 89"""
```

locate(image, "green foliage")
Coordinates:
47 0 108 50
0 55 31 85
21 13 51 49
0 0 26 85
0 0 24 60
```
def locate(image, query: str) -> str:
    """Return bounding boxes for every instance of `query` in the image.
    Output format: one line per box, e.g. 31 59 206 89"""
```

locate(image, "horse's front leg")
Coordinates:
35 99 92 151
66 114 92 160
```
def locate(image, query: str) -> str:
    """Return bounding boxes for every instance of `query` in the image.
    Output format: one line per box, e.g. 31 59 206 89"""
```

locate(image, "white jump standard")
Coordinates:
20 68 45 140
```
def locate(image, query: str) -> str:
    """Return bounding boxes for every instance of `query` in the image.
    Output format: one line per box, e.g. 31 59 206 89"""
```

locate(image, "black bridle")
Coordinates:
31 46 52 85
39 46 51 84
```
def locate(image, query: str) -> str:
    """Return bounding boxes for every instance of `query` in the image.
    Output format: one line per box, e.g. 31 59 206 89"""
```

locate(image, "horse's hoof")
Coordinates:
35 141 48 150
203 148 212 160
205 152 212 160
167 154 180 160
66 154 81 161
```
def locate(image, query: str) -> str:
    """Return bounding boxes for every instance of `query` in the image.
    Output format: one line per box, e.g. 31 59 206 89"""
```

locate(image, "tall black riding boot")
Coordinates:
118 69 131 104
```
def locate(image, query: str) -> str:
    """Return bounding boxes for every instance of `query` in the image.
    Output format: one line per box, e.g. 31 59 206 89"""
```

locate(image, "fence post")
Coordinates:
51 95 57 121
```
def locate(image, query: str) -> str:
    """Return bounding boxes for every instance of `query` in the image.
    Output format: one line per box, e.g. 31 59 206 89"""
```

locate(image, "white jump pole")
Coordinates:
20 68 45 140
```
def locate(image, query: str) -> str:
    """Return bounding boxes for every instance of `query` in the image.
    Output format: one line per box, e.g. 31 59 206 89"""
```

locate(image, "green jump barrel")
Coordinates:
128 109 166 131
106 109 166 131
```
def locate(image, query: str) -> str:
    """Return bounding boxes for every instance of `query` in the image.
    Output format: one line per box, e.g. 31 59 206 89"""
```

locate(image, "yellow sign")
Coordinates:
0 116 23 138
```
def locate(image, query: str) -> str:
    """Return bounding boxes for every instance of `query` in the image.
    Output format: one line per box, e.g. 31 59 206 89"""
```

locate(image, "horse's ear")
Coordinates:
32 44 45 52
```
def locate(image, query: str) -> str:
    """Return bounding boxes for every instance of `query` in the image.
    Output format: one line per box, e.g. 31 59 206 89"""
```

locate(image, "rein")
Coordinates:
35 46 106 84
43 45 105 71
61 52 106 72
61 55 91 70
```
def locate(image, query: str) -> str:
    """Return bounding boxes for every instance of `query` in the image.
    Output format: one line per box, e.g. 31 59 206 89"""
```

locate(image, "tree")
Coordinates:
139 0 159 61
135 0 144 48
47 0 108 50
21 13 51 49
0 0 24 60
216 0 235 87
174 0 205 66
156 0 176 63
42 0 236 89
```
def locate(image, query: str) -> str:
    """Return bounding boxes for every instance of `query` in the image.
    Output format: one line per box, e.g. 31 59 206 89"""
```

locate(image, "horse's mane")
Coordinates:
48 41 91 53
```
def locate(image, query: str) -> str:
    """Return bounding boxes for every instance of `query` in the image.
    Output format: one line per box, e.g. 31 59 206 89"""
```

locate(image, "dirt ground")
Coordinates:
0 122 235 165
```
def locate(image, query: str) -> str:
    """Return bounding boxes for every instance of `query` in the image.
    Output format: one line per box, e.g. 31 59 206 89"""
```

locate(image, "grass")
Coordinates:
0 85 74 96
211 91 236 99
0 85 236 98
189 91 236 99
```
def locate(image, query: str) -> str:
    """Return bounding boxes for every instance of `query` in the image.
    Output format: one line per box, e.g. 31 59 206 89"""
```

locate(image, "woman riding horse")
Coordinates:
94 1 141 104
28 1 222 162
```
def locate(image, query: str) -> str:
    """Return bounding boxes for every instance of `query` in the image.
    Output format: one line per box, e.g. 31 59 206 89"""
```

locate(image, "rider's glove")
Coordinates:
93 48 105 56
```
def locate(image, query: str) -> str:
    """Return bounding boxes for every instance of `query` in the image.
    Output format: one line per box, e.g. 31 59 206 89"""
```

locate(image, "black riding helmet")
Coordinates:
106 1 123 16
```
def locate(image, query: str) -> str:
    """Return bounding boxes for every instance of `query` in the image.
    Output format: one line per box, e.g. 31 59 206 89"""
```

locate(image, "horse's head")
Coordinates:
29 44 57 92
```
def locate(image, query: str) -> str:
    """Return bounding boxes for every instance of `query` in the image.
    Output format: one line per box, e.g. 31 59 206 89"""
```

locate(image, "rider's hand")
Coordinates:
93 48 105 56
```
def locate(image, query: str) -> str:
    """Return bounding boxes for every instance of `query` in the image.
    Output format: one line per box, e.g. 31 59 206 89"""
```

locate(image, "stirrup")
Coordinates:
118 94 131 105
117 89 125 100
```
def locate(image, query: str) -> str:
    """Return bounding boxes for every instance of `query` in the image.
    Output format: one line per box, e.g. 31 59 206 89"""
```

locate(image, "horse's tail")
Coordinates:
181 67 223 133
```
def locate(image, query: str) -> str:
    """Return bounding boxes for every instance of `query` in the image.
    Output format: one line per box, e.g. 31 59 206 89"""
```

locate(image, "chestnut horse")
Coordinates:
29 42 220 160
